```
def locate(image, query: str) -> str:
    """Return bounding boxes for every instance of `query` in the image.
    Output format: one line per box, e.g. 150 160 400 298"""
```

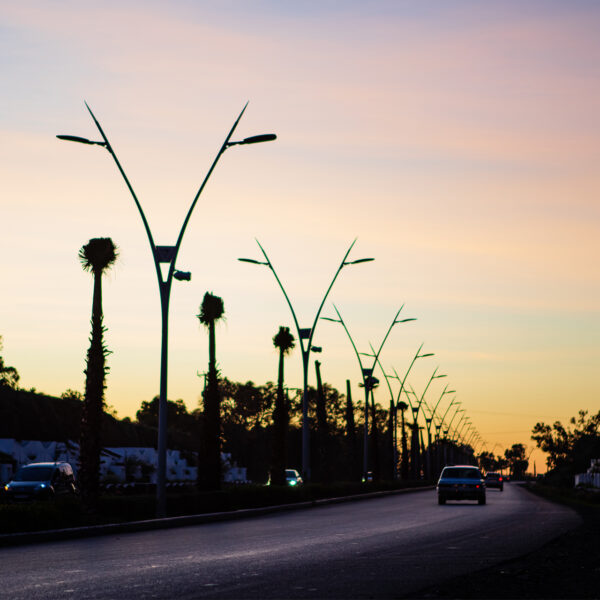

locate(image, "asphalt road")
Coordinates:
1 484 579 599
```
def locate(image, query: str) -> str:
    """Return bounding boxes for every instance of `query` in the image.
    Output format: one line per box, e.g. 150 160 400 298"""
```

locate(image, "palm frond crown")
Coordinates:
197 292 225 327
273 326 295 355
79 238 119 274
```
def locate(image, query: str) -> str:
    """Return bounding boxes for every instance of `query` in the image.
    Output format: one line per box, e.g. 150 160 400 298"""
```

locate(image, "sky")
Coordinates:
2 1 599 472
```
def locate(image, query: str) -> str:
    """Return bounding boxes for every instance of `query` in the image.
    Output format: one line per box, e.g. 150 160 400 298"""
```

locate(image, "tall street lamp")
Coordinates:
408 367 446 478
422 386 455 478
365 342 429 480
465 429 478 448
239 239 373 480
455 415 471 441
438 397 460 434
322 305 415 480
384 344 434 479
434 395 458 471
59 102 276 517
446 407 465 439
443 404 464 466
457 420 473 445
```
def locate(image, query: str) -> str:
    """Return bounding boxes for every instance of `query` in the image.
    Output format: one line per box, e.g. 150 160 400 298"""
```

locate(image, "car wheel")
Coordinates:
478 495 486 505
500 486 503 492
438 495 446 505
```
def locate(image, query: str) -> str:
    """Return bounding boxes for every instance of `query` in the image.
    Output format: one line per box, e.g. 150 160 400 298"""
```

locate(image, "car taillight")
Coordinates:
476 484 480 488
499 477 503 481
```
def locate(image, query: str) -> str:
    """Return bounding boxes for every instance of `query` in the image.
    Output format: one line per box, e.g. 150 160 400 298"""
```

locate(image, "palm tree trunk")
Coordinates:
201 321 221 490
79 269 106 511
271 349 287 485
387 400 395 481
345 380 359 481
369 391 380 481
314 360 331 483
401 411 409 480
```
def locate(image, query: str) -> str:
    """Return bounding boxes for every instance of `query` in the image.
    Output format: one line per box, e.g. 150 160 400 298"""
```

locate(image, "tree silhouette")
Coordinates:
271 326 295 485
0 336 20 389
197 292 225 490
77 237 118 511
504 443 529 480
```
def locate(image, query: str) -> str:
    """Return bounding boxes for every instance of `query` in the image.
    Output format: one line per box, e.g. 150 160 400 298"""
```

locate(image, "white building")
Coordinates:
575 458 600 489
0 439 247 485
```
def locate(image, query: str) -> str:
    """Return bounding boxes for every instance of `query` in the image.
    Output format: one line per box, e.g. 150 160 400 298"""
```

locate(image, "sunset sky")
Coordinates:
2 1 599 472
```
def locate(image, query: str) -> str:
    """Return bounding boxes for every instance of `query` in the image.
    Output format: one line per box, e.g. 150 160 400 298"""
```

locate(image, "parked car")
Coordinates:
3 462 77 501
484 472 504 491
285 469 303 486
437 465 486 505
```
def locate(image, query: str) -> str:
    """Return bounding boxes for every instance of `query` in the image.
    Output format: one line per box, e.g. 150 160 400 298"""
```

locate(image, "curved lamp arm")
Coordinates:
85 102 159 280
307 239 358 353
329 305 365 378
255 239 303 346
86 101 250 287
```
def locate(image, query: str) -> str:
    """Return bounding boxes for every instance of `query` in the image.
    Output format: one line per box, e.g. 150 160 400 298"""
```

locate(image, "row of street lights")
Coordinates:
322 305 416 480
238 239 374 480
59 103 485 515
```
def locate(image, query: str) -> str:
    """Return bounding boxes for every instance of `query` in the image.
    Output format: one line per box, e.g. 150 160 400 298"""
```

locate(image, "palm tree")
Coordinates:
78 237 118 510
197 292 225 490
344 380 359 481
314 360 331 483
397 401 409 480
271 326 295 486
368 379 381 481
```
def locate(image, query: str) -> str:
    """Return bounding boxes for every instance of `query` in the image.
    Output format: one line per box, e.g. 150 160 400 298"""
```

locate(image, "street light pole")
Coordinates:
407 368 446 478
445 405 464 432
465 429 478 448
432 395 458 474
322 305 414 481
421 386 455 478
365 342 427 480
386 344 434 479
59 102 276 517
438 397 460 433
239 240 373 480
444 405 464 466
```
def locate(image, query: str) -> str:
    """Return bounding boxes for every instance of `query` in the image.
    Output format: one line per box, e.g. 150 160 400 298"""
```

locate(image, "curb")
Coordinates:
0 485 434 547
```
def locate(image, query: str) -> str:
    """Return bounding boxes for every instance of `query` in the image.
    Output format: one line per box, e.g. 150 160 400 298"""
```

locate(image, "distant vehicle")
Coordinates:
363 471 374 483
437 465 486 505
285 469 303 486
3 462 77 501
484 472 504 491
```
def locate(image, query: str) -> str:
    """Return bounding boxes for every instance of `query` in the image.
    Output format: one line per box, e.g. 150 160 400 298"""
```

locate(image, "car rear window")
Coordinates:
442 468 480 479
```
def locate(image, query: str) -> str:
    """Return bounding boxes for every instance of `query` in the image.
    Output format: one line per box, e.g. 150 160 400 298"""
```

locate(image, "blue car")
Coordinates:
437 465 486 505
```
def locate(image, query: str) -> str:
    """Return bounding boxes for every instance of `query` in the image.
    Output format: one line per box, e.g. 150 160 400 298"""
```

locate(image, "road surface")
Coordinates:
0 484 579 598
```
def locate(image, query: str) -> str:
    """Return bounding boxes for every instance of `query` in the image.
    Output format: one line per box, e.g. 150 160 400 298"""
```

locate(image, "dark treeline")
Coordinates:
0 387 156 448
0 377 395 484
532 409 600 486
